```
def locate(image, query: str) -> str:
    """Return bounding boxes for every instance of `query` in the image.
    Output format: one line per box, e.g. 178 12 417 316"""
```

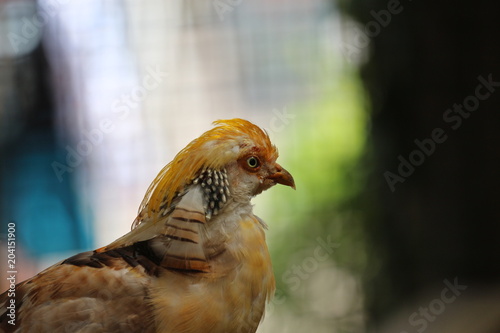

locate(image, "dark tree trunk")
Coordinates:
346 0 500 330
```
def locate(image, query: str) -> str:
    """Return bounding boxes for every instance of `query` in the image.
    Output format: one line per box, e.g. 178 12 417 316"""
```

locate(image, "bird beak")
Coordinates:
268 163 296 189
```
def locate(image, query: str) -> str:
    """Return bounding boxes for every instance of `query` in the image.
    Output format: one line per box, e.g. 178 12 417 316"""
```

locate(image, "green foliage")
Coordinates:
256 70 370 299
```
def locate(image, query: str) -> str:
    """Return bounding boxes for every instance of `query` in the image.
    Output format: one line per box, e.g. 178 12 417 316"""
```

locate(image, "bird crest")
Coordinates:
134 118 277 227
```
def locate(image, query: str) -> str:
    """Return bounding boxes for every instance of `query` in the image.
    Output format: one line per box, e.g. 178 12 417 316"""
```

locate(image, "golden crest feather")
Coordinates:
133 118 277 228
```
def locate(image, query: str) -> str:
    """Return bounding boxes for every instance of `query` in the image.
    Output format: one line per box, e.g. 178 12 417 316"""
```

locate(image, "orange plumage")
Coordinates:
144 118 278 216
0 118 294 333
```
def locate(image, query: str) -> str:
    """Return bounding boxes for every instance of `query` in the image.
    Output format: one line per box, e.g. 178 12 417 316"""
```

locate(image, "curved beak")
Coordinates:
268 163 296 189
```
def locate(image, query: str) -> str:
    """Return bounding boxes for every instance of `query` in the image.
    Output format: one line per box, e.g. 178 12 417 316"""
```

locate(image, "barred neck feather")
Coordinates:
134 118 277 228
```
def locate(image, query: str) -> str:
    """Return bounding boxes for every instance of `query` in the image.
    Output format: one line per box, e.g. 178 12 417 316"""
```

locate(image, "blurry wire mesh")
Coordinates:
0 1 367 332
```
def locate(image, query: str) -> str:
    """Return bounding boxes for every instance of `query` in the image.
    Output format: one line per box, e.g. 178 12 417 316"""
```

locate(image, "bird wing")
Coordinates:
0 186 212 332
106 185 212 273
0 248 156 333
150 185 211 272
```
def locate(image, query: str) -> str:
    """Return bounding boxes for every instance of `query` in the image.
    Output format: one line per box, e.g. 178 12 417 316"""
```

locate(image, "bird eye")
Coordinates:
246 156 260 168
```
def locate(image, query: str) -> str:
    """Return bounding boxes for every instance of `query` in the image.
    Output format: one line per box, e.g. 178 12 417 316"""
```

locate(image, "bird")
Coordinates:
0 118 295 333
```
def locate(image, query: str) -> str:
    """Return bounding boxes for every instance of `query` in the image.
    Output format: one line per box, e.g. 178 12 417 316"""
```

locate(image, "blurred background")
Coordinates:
1 0 500 332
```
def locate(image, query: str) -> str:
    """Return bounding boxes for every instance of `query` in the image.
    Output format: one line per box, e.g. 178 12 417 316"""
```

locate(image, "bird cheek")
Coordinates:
255 176 275 195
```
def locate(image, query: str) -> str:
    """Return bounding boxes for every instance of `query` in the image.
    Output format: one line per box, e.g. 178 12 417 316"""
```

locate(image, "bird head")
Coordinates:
137 118 295 225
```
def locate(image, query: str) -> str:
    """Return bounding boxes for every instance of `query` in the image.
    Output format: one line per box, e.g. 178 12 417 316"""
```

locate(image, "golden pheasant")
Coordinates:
0 118 295 333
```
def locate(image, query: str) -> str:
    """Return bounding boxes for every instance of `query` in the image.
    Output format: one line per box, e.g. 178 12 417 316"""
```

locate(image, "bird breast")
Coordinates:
150 213 275 333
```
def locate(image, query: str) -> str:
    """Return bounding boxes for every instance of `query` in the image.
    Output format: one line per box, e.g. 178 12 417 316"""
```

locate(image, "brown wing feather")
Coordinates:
105 186 211 273
0 250 156 332
0 187 227 332
155 186 211 272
